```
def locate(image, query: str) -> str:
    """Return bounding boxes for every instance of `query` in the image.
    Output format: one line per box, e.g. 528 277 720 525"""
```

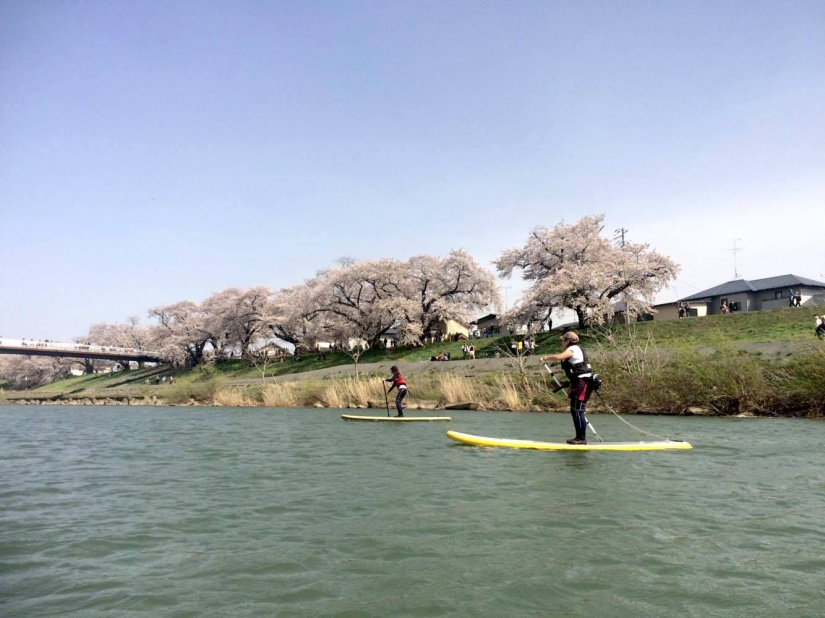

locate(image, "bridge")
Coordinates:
0 338 165 363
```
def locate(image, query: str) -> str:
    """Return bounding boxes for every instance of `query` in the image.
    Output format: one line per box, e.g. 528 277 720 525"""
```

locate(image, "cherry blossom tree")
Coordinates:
148 301 212 366
72 333 115 374
0 355 75 389
267 282 326 347
17 248 498 380
201 286 273 359
495 215 679 328
83 317 155 369
403 249 500 342
317 258 414 349
316 312 382 378
273 252 499 360
282 259 414 375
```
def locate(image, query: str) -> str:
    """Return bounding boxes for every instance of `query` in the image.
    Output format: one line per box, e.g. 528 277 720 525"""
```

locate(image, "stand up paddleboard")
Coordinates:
446 430 691 451
342 415 452 422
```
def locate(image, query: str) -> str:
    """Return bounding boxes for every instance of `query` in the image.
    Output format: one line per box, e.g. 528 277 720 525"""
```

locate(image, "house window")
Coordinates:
775 291 784 300
730 301 741 312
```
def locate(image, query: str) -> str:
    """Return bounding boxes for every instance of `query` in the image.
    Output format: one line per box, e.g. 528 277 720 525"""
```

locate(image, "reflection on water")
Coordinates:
2 406 824 617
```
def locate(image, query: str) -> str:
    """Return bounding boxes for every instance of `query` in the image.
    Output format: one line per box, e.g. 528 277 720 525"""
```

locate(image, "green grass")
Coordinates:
595 305 821 346
4 304 821 403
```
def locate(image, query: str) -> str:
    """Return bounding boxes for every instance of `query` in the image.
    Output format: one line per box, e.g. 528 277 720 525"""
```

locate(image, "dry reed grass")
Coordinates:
490 374 528 410
260 383 298 408
320 377 379 408
438 374 478 403
213 387 255 407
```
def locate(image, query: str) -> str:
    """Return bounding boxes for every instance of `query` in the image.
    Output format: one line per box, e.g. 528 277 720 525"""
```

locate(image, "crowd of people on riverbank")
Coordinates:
145 375 175 385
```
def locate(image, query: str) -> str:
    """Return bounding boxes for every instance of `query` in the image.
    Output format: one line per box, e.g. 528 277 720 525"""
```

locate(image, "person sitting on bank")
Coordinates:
816 315 825 340
540 331 594 445
386 365 408 417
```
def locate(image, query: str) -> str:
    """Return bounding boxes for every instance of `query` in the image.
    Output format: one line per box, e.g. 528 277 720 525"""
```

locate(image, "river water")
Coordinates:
1 405 823 617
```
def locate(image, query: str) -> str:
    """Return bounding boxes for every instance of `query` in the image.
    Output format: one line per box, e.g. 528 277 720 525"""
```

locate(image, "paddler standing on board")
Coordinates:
386 365 408 417
540 331 593 445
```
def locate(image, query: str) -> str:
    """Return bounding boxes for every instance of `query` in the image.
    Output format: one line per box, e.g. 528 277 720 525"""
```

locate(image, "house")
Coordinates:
473 309 577 334
666 274 825 318
425 318 471 343
648 300 709 321
473 313 502 337
377 326 399 348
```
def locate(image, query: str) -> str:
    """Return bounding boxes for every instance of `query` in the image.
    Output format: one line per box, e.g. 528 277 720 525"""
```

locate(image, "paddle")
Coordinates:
381 378 390 417
543 363 603 442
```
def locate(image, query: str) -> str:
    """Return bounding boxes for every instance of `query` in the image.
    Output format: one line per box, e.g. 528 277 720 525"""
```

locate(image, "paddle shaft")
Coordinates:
381 379 390 417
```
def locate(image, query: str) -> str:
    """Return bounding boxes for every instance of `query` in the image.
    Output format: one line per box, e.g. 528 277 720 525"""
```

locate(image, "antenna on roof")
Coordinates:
725 238 743 278
502 286 512 311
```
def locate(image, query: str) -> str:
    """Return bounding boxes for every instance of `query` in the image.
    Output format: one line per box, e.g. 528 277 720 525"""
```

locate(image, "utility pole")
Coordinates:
614 227 628 247
502 286 512 311
726 239 743 279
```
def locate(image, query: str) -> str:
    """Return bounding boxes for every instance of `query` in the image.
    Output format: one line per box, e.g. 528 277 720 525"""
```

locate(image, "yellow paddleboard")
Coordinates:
342 415 452 422
446 430 692 451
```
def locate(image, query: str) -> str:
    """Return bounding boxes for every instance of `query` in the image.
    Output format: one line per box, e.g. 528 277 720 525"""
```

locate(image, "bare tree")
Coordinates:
248 340 285 383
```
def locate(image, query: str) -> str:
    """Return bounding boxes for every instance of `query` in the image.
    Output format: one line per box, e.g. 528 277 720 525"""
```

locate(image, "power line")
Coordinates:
613 227 628 247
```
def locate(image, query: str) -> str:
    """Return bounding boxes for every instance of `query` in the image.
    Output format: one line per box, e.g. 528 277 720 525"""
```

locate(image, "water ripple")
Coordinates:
2 407 824 616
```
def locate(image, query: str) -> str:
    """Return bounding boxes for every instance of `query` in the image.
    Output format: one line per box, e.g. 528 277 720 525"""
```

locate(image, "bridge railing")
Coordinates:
0 338 163 358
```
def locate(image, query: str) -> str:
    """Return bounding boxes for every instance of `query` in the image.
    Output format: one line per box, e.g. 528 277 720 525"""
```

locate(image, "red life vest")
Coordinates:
392 371 407 388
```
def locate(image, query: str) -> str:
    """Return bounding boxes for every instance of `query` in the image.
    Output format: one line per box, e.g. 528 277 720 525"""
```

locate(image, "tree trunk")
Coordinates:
575 306 588 328
187 342 206 367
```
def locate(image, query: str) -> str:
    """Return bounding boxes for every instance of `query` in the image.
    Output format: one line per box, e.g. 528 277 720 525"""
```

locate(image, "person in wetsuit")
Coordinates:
386 365 408 417
540 331 593 444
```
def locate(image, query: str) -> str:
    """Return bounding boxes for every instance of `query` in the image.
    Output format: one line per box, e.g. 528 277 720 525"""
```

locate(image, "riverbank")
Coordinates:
3 306 823 416
4 340 824 417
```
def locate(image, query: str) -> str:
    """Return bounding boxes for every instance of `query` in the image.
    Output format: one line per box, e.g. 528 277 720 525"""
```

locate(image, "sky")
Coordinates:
2 0 823 342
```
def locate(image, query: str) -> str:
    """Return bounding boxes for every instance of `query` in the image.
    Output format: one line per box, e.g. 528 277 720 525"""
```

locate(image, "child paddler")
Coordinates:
385 365 408 417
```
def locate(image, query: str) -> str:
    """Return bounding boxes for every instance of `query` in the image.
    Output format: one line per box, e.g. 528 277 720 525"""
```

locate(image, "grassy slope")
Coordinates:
6 304 822 401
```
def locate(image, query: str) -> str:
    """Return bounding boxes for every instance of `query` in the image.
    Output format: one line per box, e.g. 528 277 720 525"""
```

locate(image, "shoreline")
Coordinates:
0 393 757 418
3 337 822 417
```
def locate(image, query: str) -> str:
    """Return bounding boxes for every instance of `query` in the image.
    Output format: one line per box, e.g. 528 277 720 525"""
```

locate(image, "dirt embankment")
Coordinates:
228 341 801 385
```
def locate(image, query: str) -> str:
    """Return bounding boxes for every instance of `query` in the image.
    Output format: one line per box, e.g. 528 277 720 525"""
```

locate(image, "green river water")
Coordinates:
1 405 824 617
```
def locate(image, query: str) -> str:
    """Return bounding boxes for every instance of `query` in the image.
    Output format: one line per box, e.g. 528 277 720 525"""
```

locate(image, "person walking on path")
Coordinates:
540 331 594 445
386 365 408 417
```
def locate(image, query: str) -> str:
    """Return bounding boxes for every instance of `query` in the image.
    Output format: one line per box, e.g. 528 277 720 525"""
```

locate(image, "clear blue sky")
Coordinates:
2 1 823 341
